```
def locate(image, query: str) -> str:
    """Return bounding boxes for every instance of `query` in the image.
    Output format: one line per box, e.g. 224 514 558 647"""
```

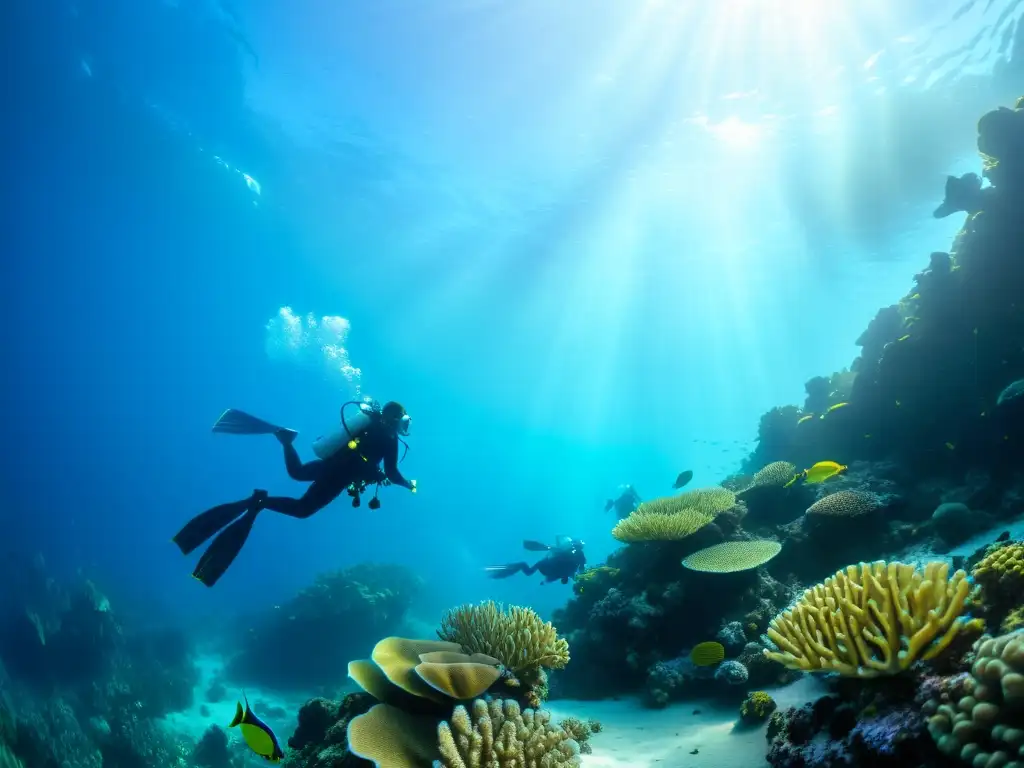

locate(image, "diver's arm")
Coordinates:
383 437 414 489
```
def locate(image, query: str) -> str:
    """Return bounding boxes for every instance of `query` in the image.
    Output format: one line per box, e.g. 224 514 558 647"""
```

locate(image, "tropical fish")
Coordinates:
690 641 725 667
672 470 694 490
229 696 285 763
819 402 850 419
784 461 847 488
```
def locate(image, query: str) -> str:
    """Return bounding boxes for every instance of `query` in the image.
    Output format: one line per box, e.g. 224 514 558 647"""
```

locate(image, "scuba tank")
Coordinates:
311 398 377 459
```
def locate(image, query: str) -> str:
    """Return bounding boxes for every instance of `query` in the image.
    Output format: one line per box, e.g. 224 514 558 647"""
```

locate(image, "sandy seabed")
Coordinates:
162 654 826 767
549 676 825 768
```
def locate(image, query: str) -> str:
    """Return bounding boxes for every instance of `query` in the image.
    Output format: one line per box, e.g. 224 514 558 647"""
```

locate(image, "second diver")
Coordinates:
173 400 417 588
485 537 587 585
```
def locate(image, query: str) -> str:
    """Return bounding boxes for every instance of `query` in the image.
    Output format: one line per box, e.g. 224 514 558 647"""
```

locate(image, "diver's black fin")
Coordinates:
484 562 527 579
172 499 252 556
192 506 261 587
212 408 297 437
522 540 551 552
603 499 614 512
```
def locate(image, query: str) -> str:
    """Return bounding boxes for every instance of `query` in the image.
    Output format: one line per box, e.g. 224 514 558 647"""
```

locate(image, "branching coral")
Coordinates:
438 602 569 675
764 561 983 677
926 630 1024 767
558 717 602 755
610 487 737 543
637 487 737 516
611 508 714 543
436 699 581 768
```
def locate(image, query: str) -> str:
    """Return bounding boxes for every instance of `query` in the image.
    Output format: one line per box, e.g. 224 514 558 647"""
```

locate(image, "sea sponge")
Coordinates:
349 638 503 710
611 508 714 543
764 561 983 677
806 490 880 517
437 601 570 673
436 698 581 768
737 461 798 493
371 638 466 702
926 630 1024 766
347 702 441 766
681 540 782 573
637 487 737 516
740 691 777 724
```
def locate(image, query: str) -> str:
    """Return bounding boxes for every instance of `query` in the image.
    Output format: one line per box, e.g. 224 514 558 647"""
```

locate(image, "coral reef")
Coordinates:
436 699 580 767
226 563 421 692
557 716 602 755
284 695 375 768
0 557 201 768
765 561 983 677
437 601 569 707
926 630 1024 766
552 98 1024 707
740 691 777 725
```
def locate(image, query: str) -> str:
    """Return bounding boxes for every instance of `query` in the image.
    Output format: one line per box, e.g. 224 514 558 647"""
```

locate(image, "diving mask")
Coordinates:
396 414 411 436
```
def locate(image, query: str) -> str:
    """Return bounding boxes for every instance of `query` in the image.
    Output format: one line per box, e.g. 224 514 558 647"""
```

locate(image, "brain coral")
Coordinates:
806 490 880 517
973 542 1024 610
739 461 798 493
764 561 982 677
681 540 782 573
926 630 1024 767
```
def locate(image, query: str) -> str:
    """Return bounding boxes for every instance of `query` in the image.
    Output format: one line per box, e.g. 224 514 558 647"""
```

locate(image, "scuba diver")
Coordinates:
604 484 641 519
173 399 417 588
485 537 586 585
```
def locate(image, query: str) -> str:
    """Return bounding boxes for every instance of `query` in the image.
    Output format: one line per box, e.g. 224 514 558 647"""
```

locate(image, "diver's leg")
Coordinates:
485 562 530 579
173 496 258 556
279 439 325 482
191 503 263 587
262 475 349 519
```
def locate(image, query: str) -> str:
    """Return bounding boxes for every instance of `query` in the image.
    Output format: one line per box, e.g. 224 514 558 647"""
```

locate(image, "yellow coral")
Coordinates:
438 601 569 673
1001 605 1024 633
611 508 714 543
740 691 776 722
737 462 798 494
973 542 1024 605
637 487 737 516
437 698 581 768
681 540 782 573
764 561 983 677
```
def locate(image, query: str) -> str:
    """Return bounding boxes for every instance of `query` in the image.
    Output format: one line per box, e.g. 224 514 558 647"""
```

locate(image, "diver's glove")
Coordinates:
410 479 418 494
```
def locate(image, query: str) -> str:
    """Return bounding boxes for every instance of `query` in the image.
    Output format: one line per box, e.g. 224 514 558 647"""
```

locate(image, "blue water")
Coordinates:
4 0 1022 641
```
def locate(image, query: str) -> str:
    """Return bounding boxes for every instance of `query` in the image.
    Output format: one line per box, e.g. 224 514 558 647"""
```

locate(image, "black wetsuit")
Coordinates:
492 548 587 584
270 423 413 518
173 418 413 587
